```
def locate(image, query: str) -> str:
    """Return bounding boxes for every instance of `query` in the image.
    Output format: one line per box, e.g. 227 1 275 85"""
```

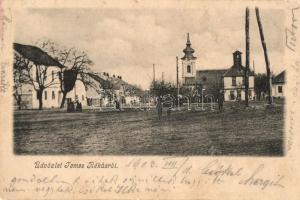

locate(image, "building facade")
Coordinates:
16 66 87 109
272 70 285 98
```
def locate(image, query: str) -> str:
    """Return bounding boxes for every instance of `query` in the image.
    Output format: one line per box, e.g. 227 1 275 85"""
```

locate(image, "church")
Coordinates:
180 33 255 102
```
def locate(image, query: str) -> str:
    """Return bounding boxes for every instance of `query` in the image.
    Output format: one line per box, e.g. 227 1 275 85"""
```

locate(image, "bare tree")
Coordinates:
36 40 94 108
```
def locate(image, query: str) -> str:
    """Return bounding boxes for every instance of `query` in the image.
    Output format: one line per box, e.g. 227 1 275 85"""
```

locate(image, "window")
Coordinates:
44 91 47 100
82 95 85 101
249 90 252 97
187 65 191 73
52 91 55 100
232 77 236 86
230 91 235 100
52 71 55 81
237 90 241 100
278 86 283 93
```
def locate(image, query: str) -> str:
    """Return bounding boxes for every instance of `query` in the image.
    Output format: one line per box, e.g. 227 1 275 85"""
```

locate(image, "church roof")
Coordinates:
181 33 197 60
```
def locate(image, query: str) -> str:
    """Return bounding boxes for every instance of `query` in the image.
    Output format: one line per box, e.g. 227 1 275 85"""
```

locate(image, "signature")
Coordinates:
285 7 300 52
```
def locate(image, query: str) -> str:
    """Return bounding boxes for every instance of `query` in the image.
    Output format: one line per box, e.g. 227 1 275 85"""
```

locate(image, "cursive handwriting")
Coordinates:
2 158 286 198
285 7 300 52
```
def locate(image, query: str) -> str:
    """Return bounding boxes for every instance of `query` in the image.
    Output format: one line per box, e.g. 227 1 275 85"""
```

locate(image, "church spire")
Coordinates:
181 33 197 60
186 32 191 45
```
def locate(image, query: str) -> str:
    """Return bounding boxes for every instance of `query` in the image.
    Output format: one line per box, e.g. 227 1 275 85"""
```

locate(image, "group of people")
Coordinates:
155 90 225 120
67 100 82 112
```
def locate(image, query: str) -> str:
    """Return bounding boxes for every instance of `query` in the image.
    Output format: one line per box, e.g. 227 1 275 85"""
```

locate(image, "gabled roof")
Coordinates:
273 70 285 84
223 65 255 77
14 43 64 68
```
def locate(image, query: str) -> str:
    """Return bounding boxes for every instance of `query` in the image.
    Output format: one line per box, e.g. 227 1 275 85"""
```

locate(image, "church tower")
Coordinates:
181 33 197 85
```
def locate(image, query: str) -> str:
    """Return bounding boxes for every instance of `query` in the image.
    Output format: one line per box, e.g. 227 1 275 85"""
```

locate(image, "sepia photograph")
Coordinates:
13 6 285 156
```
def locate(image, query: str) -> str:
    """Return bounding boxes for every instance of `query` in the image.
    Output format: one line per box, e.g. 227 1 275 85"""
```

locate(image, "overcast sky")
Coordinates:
15 8 285 89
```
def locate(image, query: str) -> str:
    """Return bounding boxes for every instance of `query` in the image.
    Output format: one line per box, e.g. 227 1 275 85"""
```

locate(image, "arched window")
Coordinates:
187 65 191 73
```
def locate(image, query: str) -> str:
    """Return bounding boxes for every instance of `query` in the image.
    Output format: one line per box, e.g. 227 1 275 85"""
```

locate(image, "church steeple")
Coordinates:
181 33 197 60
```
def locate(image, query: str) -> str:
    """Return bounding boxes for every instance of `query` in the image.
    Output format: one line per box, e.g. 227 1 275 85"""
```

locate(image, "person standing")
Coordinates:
156 97 163 120
218 90 224 111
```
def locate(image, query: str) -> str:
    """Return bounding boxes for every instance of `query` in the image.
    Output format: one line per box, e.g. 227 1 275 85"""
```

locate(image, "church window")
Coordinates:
187 65 191 73
52 71 55 81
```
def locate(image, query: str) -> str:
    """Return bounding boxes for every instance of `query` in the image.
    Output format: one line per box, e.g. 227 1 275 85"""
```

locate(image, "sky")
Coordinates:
14 7 285 89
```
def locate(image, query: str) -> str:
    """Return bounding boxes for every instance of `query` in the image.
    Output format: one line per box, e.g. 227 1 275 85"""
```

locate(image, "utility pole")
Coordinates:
256 7 273 104
176 56 180 108
153 64 156 83
245 7 250 107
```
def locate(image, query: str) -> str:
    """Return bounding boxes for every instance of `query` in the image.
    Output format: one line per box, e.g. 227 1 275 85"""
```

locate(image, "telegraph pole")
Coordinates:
176 56 179 108
245 7 250 107
256 7 273 104
153 64 156 83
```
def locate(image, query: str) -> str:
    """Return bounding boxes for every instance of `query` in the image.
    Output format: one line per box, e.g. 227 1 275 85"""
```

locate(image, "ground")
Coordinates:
14 101 284 156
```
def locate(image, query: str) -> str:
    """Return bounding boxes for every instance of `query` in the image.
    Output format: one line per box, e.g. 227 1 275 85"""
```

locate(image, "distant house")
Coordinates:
180 33 255 102
272 70 285 98
86 72 142 107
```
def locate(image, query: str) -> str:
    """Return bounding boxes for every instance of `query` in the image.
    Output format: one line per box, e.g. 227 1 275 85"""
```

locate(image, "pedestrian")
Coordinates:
115 100 121 111
167 107 171 120
70 101 75 112
156 97 163 120
218 90 224 111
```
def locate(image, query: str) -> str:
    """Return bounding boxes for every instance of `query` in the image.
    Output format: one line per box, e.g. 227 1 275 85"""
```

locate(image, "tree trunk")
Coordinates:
245 7 250 107
60 91 68 108
37 90 43 110
255 7 273 104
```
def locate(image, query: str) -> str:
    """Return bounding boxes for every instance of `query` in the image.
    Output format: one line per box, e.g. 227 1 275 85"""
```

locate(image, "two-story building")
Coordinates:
223 51 255 101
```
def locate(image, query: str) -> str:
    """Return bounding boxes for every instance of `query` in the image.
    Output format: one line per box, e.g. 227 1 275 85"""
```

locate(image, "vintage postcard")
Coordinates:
1 0 300 199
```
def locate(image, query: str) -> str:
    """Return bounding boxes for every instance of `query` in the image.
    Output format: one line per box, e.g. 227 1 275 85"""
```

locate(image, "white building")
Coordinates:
16 66 86 109
223 51 255 101
272 70 285 98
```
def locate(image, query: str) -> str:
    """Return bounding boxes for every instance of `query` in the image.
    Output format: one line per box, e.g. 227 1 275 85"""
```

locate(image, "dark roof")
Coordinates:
181 33 197 60
14 43 64 68
233 50 242 55
273 70 285 84
223 65 255 77
197 69 228 74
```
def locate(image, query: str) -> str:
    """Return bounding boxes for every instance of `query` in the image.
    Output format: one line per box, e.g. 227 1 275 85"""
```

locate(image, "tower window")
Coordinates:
187 65 191 73
232 77 236 86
